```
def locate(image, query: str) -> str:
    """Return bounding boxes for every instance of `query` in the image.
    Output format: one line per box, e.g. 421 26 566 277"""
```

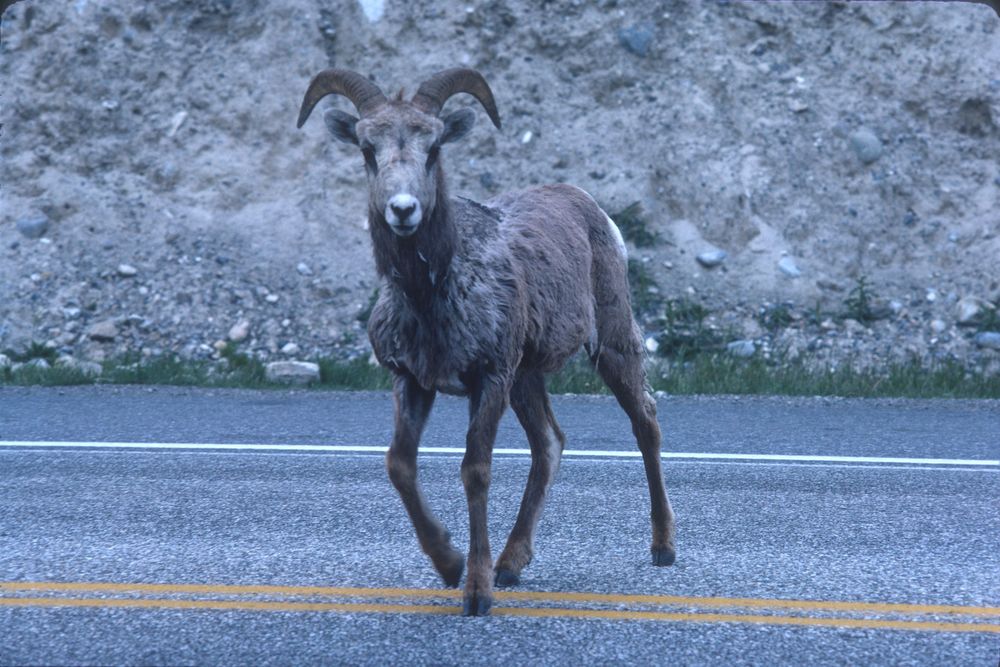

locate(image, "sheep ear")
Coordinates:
440 108 476 145
324 109 359 145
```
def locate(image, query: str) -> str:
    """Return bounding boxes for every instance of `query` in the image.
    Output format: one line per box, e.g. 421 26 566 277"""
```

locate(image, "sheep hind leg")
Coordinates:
494 369 565 587
593 345 676 566
386 372 465 587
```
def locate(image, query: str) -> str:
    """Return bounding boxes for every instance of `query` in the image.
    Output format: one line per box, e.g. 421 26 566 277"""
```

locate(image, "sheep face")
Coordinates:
328 103 476 237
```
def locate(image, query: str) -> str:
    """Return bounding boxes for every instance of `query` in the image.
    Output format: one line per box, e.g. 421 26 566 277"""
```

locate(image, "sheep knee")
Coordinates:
386 451 416 492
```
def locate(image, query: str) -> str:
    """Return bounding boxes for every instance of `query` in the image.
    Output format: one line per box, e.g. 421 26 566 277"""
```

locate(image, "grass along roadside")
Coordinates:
1 352 998 399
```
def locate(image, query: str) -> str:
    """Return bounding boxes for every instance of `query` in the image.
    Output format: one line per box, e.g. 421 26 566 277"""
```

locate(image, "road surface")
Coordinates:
1 386 998 665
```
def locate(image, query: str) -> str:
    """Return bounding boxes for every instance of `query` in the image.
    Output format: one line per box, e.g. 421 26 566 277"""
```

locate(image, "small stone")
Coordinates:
956 297 984 324
62 307 82 319
213 340 228 352
925 289 937 303
520 130 533 145
653 390 668 400
696 249 728 268
227 320 250 342
27 358 51 370
788 99 809 113
0 354 10 370
644 336 660 354
974 332 1000 350
849 127 883 164
778 256 801 278
816 278 844 292
842 318 863 333
281 342 300 355
167 110 188 138
117 263 138 277
296 262 313 276
727 340 756 358
86 319 118 342
618 22 655 57
265 360 320 385
16 215 49 239
479 172 496 189
265 294 279 304
930 319 948 334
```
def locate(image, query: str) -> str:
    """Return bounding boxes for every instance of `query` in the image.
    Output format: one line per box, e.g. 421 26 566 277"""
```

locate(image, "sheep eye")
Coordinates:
361 145 378 173
425 144 440 171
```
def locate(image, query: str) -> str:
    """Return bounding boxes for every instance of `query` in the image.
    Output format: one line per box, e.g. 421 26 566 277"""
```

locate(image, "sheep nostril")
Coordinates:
391 203 416 222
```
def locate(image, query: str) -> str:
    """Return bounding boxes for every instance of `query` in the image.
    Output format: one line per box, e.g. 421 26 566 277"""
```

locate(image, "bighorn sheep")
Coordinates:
297 68 675 616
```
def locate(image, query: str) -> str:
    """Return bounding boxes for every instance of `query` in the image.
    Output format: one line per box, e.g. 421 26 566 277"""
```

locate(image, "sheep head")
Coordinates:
298 68 501 237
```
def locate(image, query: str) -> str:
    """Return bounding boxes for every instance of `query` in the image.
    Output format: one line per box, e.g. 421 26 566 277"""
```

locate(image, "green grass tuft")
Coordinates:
627 259 663 317
318 356 392 390
610 202 658 248
2 351 998 400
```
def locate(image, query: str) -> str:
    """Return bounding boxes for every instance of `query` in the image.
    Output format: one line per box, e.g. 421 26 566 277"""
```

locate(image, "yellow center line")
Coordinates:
1 596 998 634
1 581 997 618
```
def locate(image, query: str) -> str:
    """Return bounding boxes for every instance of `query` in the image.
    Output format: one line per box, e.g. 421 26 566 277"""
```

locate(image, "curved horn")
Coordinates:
411 68 502 129
297 69 387 129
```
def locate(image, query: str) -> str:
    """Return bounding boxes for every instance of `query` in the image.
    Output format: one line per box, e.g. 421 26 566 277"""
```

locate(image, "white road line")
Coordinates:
0 441 996 468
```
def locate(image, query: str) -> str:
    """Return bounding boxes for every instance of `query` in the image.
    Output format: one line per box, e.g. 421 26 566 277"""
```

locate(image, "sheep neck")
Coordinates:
369 167 456 307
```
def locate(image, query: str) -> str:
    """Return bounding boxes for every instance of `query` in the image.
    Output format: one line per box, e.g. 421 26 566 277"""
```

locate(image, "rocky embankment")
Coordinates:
2 1 999 378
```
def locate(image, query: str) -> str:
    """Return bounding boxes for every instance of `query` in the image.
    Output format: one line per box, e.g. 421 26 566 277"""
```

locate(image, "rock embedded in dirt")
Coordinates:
0 354 10 370
618 23 654 57
86 320 118 342
227 320 250 342
849 127 883 164
727 340 756 358
281 342 300 355
956 297 985 325
117 263 138 277
265 360 320 385
696 249 728 268
778 257 801 278
974 332 1000 350
16 215 49 239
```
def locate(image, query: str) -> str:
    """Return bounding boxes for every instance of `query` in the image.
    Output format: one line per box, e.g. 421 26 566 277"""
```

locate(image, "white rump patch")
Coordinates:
605 213 628 258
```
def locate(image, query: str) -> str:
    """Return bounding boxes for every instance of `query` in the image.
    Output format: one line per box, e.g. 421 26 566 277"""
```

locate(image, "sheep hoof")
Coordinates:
493 568 520 588
652 547 677 566
438 553 465 588
651 546 676 566
462 592 492 617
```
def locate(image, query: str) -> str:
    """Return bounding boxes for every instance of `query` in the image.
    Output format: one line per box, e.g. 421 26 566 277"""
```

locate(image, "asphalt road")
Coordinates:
1 386 998 665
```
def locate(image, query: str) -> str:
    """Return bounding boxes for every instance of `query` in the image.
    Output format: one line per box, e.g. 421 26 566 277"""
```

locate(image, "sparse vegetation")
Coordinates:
627 258 663 317
758 303 794 332
609 202 658 248
976 301 999 333
844 275 877 323
3 341 58 363
2 352 997 399
653 298 729 360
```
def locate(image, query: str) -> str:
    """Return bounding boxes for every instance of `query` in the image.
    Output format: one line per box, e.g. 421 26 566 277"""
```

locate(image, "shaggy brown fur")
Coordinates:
298 68 676 617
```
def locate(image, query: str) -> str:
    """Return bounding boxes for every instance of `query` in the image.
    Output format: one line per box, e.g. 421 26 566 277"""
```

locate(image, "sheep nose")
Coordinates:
387 193 420 226
391 201 416 221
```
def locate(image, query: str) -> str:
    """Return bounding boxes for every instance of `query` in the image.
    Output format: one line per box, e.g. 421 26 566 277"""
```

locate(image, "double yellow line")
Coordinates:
2 581 999 634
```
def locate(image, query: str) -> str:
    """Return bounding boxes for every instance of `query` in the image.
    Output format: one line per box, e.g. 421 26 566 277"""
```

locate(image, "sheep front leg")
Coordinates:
461 378 508 616
386 372 464 587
